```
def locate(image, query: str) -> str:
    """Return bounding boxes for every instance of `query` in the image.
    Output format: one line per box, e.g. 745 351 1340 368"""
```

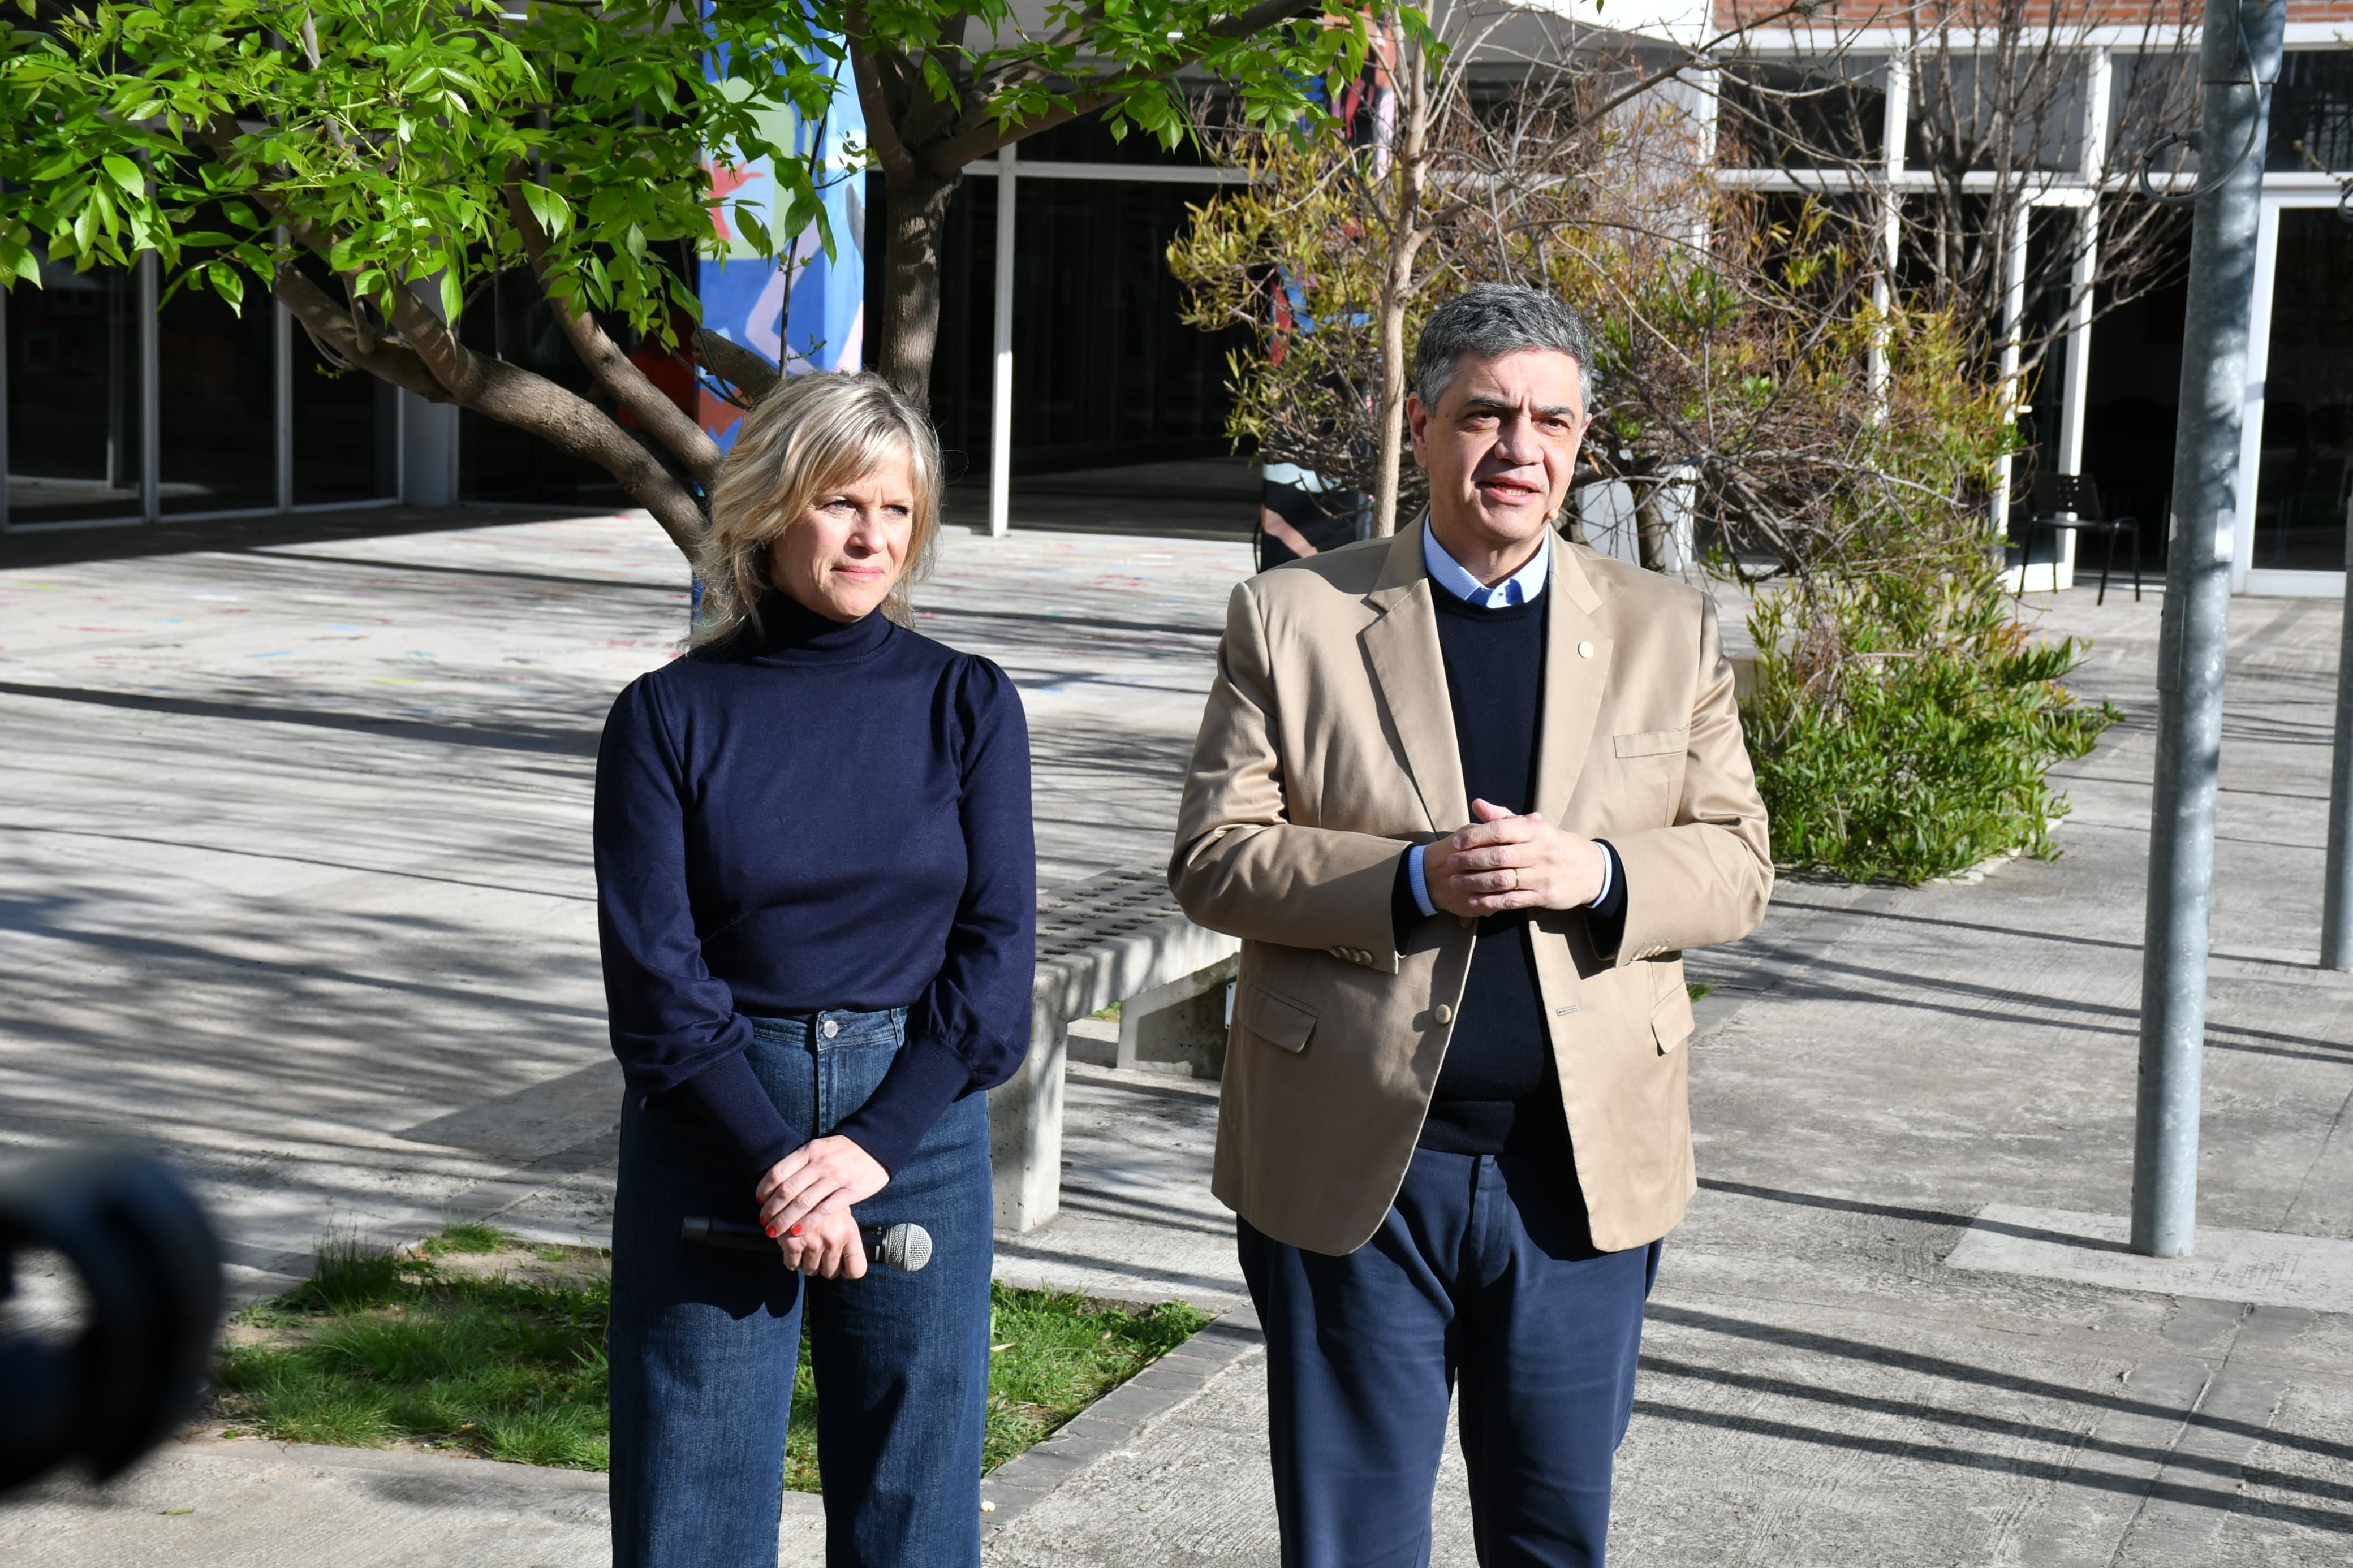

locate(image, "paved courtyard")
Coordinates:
0 506 1250 1296
3 507 2350 1564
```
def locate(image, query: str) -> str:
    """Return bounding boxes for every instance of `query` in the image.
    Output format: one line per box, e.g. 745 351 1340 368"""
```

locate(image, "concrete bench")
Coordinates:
988 862 1239 1232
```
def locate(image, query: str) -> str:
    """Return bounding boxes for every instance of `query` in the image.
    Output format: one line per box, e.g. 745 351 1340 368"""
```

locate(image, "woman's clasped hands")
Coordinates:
756 1135 891 1279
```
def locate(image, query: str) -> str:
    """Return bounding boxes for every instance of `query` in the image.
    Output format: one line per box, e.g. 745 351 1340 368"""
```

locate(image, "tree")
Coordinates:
0 0 1371 560
846 0 1371 405
1176 34 2118 879
1174 0 1800 537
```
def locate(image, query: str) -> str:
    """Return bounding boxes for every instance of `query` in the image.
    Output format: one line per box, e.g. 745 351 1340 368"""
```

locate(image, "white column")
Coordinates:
1870 54 1911 411
1993 199 2032 577
138 249 160 523
988 145 1017 539
2051 211 2100 589
2079 47 2113 187
2056 218 2100 478
1687 66 1720 255
2050 51 2114 588
2231 197 2281 595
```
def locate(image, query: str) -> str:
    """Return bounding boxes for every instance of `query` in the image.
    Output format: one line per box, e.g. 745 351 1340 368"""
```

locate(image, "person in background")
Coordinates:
1173 284 1772 1566
1259 460 1368 568
595 371 1035 1568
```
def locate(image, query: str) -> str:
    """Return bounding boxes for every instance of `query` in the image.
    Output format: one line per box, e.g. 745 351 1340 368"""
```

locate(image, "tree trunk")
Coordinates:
1370 21 1429 539
1635 474 1672 572
872 169 960 408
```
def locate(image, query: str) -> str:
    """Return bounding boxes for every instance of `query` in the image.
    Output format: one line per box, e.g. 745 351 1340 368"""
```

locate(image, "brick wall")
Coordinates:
1714 0 2351 28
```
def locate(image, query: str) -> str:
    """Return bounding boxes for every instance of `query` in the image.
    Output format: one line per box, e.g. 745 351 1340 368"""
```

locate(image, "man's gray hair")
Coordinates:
1412 284 1594 412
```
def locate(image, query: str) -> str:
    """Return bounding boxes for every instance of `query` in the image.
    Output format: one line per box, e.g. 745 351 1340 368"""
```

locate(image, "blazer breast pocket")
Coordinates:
1613 727 1691 760
1235 981 1317 1053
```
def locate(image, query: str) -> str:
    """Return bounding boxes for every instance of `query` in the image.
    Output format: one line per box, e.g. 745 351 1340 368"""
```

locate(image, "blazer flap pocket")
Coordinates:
1614 727 1691 759
1238 982 1317 1052
1651 982 1696 1054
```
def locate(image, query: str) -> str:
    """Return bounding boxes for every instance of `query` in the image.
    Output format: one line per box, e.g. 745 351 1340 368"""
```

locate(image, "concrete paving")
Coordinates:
0 506 1251 1300
0 1439 830 1567
5 508 2351 1562
982 583 2353 1567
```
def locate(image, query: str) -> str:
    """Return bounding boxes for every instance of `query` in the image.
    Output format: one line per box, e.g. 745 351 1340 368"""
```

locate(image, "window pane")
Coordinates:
2253 208 2353 571
157 269 274 514
456 265 616 505
291 324 398 504
1907 55 2085 173
5 254 143 524
2080 202 2193 572
1722 60 1886 169
2270 50 2353 175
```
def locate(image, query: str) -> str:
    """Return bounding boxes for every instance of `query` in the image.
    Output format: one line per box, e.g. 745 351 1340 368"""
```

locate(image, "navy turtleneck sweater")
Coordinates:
593 591 1036 1180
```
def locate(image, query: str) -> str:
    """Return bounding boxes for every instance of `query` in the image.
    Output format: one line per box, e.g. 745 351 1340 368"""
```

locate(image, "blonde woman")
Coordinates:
594 372 1033 1567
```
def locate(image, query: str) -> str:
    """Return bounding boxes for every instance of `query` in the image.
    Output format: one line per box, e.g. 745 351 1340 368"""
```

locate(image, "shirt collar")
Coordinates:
1421 519 1551 608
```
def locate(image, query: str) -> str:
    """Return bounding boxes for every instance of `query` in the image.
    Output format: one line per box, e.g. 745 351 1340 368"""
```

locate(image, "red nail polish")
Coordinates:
766 1225 777 1238
789 1225 802 1237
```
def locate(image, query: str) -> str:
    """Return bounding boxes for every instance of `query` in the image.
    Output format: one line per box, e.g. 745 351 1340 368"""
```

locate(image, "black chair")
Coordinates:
2020 473 2143 606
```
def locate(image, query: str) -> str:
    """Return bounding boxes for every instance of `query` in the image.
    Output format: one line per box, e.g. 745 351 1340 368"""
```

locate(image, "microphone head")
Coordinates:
881 1223 933 1273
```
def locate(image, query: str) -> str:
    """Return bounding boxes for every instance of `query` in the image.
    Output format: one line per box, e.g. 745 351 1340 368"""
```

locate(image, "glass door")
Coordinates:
2252 208 2353 572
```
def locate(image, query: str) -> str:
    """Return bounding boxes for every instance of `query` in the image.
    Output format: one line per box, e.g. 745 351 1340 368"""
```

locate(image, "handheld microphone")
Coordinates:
679 1216 934 1272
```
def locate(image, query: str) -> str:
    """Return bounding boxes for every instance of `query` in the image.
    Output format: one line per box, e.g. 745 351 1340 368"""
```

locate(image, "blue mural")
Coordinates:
700 40 867 450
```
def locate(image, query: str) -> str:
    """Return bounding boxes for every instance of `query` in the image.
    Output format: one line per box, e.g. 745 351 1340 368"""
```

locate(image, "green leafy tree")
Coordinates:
0 0 1367 558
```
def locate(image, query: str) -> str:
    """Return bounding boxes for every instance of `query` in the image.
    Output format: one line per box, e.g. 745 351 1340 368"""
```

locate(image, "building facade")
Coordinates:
2 8 2347 596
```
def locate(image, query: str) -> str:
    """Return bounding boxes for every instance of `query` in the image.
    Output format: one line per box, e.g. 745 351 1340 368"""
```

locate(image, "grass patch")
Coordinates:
417 1223 508 1258
1684 980 1714 1003
1088 1000 1123 1021
217 1230 1208 1487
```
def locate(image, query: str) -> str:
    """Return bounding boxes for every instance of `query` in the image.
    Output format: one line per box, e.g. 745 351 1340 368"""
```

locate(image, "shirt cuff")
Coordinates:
1407 843 1438 918
1589 840 1616 908
678 1048 801 1181
1587 838 1628 957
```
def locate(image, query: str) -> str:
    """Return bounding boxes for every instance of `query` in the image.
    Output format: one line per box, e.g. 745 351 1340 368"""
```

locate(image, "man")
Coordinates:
1170 284 1772 1567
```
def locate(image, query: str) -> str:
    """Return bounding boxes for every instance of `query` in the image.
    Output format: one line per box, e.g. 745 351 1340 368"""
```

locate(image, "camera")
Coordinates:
1 1152 225 1495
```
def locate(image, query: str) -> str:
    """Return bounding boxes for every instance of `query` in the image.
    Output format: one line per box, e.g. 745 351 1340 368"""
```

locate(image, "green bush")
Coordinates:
1743 584 2115 883
1734 309 2118 884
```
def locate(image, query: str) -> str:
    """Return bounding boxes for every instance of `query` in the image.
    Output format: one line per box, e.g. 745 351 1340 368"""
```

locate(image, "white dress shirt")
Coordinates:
1405 524 1616 918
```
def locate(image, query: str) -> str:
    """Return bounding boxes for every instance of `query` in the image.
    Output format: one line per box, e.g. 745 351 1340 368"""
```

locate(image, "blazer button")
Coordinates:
1578 640 1595 658
1433 1003 1455 1025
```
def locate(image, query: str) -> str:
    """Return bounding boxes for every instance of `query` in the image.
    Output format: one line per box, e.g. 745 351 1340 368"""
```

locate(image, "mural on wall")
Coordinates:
699 43 867 451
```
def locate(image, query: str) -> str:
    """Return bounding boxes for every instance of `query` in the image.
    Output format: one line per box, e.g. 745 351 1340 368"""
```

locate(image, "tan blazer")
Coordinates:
1169 521 1772 1255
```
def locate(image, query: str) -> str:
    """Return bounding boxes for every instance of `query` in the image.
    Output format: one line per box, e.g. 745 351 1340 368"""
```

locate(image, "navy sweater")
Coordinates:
593 591 1036 1180
1392 585 1626 1154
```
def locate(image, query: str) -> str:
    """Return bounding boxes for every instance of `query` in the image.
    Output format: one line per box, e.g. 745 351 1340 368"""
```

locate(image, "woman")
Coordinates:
594 371 1035 1567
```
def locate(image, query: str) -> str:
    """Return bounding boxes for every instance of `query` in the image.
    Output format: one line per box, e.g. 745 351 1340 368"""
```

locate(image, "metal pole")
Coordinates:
2324 498 2353 969
2132 0 2285 1258
987 146 1017 539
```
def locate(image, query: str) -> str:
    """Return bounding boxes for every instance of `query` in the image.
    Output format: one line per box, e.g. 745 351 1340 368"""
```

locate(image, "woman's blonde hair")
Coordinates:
691 370 943 647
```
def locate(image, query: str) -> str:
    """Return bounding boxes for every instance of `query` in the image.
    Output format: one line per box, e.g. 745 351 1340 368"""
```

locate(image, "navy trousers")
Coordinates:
1238 1146 1659 1568
609 1008 995 1568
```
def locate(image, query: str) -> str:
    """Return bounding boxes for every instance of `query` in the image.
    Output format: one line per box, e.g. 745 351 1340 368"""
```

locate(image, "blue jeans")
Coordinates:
609 1008 993 1568
1238 1146 1660 1568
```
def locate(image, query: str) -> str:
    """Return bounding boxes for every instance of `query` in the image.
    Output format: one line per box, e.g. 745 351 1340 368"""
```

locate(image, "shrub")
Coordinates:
1735 310 2118 884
